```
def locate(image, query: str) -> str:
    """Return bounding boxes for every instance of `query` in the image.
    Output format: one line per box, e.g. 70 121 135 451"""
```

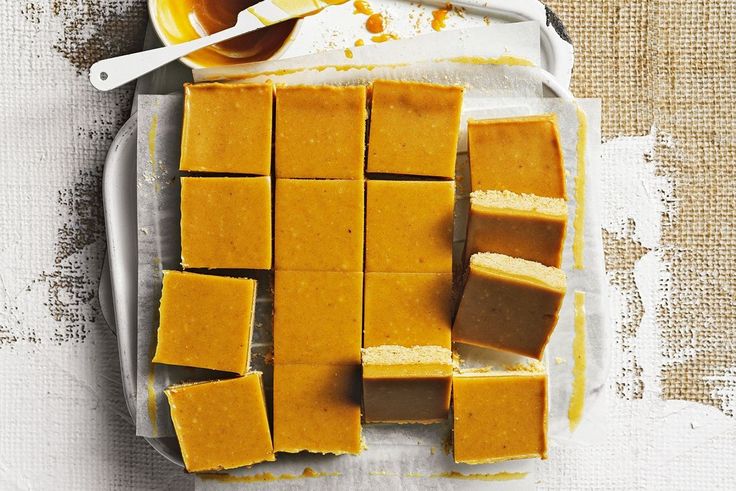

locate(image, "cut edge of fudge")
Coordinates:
362 345 454 377
469 252 566 292
362 345 453 366
470 189 568 218
362 345 454 424
454 359 547 377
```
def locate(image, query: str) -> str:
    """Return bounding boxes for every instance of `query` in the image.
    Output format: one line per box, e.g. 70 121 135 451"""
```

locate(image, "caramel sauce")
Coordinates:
568 291 587 431
155 0 298 67
148 113 158 161
146 368 157 436
447 55 534 67
366 13 385 34
432 471 528 481
354 38 365 47
201 468 340 483
431 4 451 32
353 0 373 15
405 471 527 481
371 32 399 43
573 105 588 269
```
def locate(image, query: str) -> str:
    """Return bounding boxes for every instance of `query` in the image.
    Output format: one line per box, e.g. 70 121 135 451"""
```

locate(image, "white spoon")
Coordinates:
89 0 337 91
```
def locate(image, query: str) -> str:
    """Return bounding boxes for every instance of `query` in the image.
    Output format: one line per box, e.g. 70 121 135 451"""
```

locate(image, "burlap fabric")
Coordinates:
546 1 736 409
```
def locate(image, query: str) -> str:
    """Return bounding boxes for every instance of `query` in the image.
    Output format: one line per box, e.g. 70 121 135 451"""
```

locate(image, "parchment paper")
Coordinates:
135 24 605 490
192 24 544 98
455 99 607 442
188 98 604 489
193 23 541 84
136 22 545 439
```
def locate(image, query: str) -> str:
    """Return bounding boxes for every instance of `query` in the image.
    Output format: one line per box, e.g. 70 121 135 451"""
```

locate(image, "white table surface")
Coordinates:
0 1 734 489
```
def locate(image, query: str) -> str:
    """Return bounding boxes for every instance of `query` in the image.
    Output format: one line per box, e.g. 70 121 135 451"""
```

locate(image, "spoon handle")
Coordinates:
89 15 262 91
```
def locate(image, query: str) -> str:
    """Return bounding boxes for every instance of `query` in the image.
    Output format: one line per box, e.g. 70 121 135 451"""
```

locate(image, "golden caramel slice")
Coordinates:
453 253 566 359
362 345 453 424
367 80 463 178
468 115 566 198
453 370 548 464
274 271 363 365
275 85 367 179
365 180 454 273
153 271 256 374
364 272 452 348
180 177 271 269
274 364 362 454
466 190 568 267
275 179 364 271
166 373 275 472
180 82 272 175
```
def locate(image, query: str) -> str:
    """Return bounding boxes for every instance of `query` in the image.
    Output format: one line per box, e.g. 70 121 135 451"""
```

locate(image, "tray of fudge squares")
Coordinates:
102 16 609 486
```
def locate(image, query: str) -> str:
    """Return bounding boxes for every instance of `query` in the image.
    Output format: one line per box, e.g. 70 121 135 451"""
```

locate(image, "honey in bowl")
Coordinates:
153 0 299 67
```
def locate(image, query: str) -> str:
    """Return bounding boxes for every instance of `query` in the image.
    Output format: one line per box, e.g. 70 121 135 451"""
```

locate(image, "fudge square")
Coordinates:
153 271 256 374
367 80 463 178
275 179 364 271
468 114 566 197
466 189 568 267
180 176 272 270
453 370 548 464
273 364 362 455
362 345 453 424
365 180 454 273
180 82 273 175
165 373 275 473
453 253 566 359
363 272 452 348
274 270 363 365
275 85 367 179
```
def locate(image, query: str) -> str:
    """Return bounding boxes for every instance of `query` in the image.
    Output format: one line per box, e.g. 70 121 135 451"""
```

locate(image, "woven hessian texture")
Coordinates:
547 0 736 410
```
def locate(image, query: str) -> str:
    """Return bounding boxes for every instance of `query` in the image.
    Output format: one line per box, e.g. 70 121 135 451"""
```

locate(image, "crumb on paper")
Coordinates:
555 356 567 365
369 470 397 476
442 431 452 454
